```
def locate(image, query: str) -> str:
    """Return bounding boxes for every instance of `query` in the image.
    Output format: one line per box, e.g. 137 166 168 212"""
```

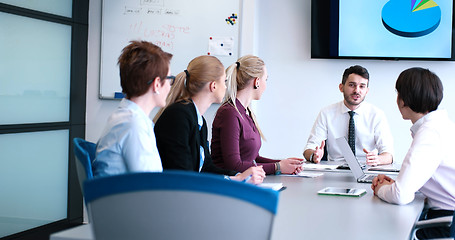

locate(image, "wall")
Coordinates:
87 0 455 163
86 0 256 142
255 0 455 162
86 0 117 142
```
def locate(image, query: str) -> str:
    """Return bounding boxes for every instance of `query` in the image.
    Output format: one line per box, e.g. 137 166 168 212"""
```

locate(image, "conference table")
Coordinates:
267 169 425 240
51 167 425 240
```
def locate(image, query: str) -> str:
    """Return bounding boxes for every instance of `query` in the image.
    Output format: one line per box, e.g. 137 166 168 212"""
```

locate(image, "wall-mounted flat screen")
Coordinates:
311 0 455 60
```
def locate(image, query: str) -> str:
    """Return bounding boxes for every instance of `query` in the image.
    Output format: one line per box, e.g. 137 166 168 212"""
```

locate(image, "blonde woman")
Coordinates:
210 55 303 175
154 55 265 184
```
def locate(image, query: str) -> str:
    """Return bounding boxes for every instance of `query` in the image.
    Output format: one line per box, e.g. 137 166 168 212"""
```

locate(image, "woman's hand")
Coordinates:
280 157 305 174
231 166 266 184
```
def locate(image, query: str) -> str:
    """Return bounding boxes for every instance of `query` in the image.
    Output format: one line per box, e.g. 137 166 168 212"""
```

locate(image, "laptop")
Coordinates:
335 137 377 183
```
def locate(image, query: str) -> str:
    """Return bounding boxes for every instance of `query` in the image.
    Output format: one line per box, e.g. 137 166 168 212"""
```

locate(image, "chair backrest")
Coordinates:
73 138 96 191
451 211 455 237
83 171 279 240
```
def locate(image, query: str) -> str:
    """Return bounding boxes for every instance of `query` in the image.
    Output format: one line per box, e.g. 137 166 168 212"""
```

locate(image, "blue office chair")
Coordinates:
73 138 96 191
411 211 455 240
83 171 280 240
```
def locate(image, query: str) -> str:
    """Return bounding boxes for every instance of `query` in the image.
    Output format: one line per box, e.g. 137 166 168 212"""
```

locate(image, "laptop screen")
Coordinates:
335 137 366 180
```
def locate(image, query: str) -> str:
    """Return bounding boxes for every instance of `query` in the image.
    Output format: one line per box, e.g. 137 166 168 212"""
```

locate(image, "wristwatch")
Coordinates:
309 153 314 163
275 162 281 175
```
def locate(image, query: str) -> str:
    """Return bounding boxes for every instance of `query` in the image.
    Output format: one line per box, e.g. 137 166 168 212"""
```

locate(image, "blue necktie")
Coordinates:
348 111 356 156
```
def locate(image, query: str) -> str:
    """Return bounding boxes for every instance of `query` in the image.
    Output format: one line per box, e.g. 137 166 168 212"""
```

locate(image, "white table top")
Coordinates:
267 171 425 240
50 224 93 240
50 169 424 240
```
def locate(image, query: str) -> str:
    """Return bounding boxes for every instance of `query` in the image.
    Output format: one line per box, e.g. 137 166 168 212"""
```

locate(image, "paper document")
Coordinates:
368 166 400 172
302 163 339 170
297 172 324 178
282 172 324 178
258 183 284 191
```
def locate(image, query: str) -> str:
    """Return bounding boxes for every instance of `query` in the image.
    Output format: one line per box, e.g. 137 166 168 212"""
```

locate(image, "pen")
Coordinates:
244 160 258 183
244 175 252 182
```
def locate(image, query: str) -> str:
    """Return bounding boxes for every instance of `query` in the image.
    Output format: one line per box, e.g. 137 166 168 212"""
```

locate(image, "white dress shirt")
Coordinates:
377 109 455 210
305 101 394 161
93 98 163 177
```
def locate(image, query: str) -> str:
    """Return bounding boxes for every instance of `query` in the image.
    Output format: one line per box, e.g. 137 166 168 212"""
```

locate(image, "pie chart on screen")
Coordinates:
382 0 441 37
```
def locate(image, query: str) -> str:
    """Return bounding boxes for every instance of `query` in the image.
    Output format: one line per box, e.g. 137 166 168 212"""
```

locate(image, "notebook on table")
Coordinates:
335 137 381 183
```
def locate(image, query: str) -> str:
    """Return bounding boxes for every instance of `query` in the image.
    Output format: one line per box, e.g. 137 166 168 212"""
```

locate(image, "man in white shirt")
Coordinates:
372 67 455 239
303 65 394 165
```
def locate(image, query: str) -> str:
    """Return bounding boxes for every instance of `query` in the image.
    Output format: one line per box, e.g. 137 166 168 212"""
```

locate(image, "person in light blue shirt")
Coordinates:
93 41 173 177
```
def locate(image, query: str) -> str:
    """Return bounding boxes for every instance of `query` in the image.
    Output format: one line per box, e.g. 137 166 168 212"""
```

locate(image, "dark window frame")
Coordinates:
0 0 88 239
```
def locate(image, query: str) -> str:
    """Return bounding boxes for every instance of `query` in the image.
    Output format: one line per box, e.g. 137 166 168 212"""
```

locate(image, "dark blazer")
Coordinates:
154 100 237 176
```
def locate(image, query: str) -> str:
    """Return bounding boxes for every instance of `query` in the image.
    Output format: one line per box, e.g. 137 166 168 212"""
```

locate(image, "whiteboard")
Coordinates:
99 0 241 99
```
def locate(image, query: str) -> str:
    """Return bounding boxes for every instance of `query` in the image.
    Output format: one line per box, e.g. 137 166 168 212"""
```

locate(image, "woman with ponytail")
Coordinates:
211 55 304 175
154 55 265 184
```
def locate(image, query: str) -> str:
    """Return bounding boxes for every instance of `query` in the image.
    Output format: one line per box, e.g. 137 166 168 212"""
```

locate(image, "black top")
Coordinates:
154 100 238 176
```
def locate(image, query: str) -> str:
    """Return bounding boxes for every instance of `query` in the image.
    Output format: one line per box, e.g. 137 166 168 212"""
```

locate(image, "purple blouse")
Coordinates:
211 99 278 174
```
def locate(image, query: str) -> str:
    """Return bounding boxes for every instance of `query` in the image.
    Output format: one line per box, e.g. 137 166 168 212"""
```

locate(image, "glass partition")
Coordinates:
0 130 69 238
0 0 72 18
0 11 71 125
